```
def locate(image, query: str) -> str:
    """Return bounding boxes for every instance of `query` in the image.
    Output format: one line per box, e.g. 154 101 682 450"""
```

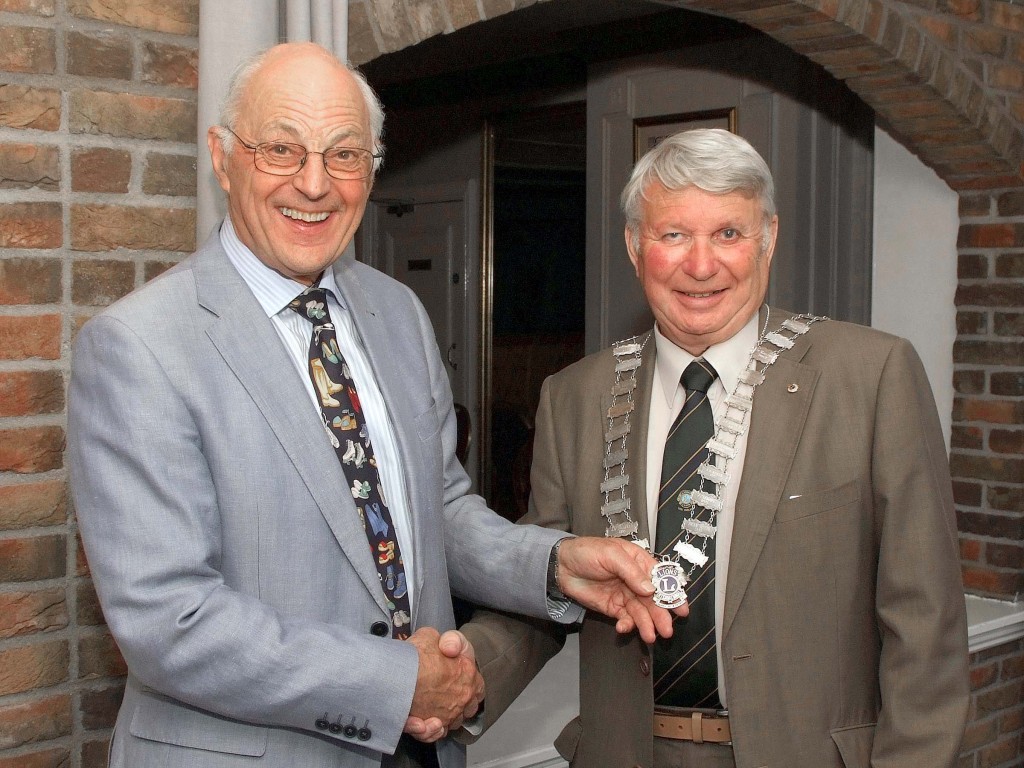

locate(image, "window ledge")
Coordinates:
967 593 1024 654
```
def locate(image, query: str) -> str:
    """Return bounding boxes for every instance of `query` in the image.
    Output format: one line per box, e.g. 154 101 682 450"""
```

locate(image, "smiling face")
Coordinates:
208 45 375 285
627 183 777 356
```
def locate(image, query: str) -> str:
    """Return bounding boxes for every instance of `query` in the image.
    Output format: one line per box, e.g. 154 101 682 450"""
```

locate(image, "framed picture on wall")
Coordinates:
633 108 737 161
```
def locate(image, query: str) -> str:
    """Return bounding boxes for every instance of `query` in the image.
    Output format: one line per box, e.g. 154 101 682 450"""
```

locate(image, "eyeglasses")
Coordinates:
223 127 381 180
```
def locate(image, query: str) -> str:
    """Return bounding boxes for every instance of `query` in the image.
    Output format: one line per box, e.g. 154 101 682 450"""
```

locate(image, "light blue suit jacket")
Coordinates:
67 232 562 767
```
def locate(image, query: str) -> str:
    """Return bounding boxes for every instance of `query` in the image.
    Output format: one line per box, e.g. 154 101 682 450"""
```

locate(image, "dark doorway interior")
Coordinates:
489 103 587 521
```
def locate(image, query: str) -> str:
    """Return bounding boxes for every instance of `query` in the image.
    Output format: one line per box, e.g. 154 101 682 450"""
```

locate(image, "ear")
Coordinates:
624 225 641 277
208 126 231 194
762 215 779 268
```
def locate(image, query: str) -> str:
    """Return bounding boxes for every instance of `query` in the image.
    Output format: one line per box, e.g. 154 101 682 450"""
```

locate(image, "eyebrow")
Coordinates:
261 121 365 147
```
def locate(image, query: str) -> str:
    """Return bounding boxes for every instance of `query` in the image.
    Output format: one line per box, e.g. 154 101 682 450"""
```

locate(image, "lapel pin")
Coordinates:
787 383 799 393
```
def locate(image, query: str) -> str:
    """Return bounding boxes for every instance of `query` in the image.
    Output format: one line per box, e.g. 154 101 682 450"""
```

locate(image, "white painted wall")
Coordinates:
871 128 959 452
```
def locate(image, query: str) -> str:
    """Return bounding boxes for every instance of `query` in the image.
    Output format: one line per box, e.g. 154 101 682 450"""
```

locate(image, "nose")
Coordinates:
292 152 331 200
681 236 719 280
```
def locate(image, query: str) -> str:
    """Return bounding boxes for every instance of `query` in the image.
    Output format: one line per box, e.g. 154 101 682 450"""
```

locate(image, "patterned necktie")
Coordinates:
289 286 412 640
653 359 721 709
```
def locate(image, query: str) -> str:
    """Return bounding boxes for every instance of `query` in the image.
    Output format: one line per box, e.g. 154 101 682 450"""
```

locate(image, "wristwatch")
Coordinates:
546 538 568 601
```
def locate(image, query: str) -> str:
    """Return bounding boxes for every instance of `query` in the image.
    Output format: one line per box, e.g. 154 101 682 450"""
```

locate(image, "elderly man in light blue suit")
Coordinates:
67 42 678 768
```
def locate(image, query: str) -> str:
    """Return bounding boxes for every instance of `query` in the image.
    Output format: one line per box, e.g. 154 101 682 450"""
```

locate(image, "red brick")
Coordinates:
72 259 135 306
959 193 992 216
962 566 1022 597
953 479 983 506
71 205 195 252
0 694 70 750
988 486 1023 512
0 25 55 74
0 535 66 581
953 369 986 394
70 89 195 143
144 259 179 281
80 682 123 729
990 429 1024 454
971 660 1000 690
0 202 61 248
992 1 1024 33
0 315 60 360
69 0 198 35
0 143 59 191
996 254 1024 278
956 311 987 335
0 256 61 304
991 372 1024 397
76 580 104 626
958 223 1020 249
141 40 198 88
951 452 1024 483
1002 653 1024 681
75 531 90 577
0 427 65 473
0 0 55 12
0 640 68 695
0 84 59 131
71 147 130 193
81 739 109 768
78 631 126 679
0 370 64 417
956 283 1024 308
66 30 131 80
142 152 196 196
955 396 1024 425
952 425 983 450
0 588 67 639
960 536 982 561
956 510 1024 539
978 734 1020 765
988 541 1024 569
0 481 66 530
961 713 998 749
0 748 69 768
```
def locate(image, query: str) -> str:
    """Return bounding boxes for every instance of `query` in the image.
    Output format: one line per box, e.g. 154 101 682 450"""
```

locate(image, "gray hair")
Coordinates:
215 43 385 174
621 128 775 252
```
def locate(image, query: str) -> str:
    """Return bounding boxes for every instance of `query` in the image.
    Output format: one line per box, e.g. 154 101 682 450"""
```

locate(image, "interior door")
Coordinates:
362 185 478 481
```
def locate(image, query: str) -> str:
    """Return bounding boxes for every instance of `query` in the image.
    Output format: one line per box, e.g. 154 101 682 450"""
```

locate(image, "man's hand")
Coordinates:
557 536 688 643
404 629 484 743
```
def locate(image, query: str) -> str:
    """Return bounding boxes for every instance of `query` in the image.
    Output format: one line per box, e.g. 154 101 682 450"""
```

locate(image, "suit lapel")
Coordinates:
722 312 819 639
194 244 389 614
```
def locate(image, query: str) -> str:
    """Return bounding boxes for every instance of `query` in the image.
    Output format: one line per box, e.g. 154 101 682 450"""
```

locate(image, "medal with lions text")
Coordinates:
651 559 688 609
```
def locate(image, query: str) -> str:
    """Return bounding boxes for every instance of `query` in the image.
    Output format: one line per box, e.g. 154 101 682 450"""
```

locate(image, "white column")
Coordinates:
197 0 279 241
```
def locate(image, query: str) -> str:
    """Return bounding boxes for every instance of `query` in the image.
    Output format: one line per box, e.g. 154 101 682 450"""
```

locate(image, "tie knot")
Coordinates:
289 286 332 325
682 359 717 394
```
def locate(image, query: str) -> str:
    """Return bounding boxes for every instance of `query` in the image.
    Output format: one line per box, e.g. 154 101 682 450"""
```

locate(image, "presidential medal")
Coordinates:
651 560 688 609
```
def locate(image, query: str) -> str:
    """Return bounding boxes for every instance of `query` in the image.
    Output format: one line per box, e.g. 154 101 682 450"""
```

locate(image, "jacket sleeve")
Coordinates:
869 337 969 767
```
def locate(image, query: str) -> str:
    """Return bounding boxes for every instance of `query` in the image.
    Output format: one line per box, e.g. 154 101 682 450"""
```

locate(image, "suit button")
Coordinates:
358 727 371 741
315 714 329 730
370 621 389 637
343 723 358 738
329 721 342 734
639 657 651 676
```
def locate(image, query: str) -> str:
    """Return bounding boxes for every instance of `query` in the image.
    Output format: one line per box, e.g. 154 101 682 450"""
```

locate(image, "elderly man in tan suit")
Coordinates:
458 129 969 768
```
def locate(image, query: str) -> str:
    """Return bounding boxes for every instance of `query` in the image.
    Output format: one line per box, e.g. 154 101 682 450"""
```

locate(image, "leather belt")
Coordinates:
653 708 731 744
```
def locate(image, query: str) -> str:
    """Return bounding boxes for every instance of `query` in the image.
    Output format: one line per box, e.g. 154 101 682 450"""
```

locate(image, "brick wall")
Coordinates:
0 0 197 764
0 0 1020 765
962 640 1024 768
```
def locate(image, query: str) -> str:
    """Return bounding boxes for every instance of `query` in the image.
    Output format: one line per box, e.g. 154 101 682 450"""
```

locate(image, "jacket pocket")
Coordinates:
414 402 440 442
776 478 861 522
129 689 268 757
830 722 875 767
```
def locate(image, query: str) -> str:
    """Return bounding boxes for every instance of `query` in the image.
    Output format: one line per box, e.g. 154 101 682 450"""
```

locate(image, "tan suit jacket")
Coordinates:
463 309 969 768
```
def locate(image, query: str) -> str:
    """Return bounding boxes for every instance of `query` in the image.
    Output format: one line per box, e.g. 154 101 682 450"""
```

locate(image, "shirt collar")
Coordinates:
654 310 762 406
219 216 346 316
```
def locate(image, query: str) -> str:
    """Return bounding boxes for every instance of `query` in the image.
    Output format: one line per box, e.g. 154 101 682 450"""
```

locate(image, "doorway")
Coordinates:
483 103 587 521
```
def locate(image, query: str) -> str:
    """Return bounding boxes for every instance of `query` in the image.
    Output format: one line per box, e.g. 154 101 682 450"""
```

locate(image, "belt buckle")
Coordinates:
714 709 731 746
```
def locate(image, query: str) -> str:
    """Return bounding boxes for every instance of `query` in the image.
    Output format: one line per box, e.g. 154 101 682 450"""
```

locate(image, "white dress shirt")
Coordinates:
644 310 763 707
220 218 417 606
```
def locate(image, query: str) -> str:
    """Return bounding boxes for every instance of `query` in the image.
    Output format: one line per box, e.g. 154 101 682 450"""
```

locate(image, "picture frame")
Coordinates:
633 108 737 161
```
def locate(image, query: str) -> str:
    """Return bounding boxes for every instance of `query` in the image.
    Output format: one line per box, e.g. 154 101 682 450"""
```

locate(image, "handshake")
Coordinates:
402 535 688 743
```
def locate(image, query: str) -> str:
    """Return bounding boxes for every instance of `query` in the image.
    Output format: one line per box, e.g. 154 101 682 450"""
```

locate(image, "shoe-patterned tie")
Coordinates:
653 359 721 708
289 286 411 639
